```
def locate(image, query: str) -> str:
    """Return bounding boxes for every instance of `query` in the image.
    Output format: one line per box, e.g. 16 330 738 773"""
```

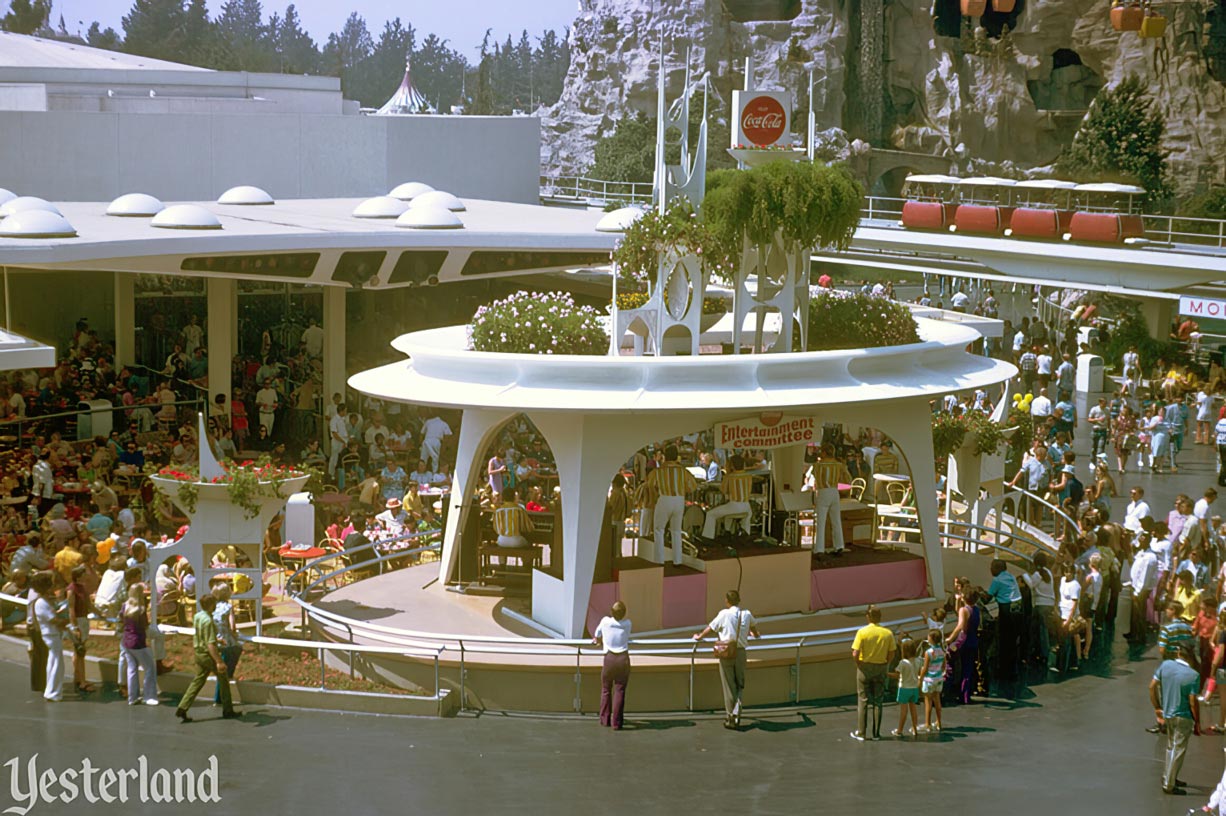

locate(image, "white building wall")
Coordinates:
0 110 541 204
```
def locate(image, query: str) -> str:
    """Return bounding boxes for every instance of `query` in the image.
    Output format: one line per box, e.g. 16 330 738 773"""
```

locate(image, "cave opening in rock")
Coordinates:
932 0 963 38
1027 48 1103 112
724 0 802 23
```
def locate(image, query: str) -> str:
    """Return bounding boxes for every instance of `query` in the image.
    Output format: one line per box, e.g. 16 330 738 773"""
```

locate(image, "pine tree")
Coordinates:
2 0 50 34
322 11 373 87
1058 76 1170 206
86 22 123 51
216 0 273 71
273 4 318 74
122 0 188 63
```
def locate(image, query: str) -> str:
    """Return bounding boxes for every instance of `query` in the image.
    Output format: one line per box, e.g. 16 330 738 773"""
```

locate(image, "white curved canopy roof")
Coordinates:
106 193 164 217
904 174 959 184
350 319 1016 414
351 196 409 219
957 177 1017 186
0 188 15 206
0 210 75 238
150 204 222 230
1074 182 1146 194
1014 179 1078 190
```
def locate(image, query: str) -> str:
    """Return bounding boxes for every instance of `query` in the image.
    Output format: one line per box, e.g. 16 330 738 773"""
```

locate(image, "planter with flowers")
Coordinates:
469 290 608 355
726 142 809 168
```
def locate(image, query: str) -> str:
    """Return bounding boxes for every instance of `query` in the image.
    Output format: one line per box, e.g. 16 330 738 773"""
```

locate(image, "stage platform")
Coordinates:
309 545 971 713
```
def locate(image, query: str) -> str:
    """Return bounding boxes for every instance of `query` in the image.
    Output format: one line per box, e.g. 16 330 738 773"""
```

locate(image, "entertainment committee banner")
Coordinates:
715 415 816 450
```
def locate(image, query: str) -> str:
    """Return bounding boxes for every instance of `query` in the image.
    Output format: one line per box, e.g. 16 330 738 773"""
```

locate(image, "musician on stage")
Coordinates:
810 444 853 557
493 487 535 565
702 454 753 541
645 445 698 565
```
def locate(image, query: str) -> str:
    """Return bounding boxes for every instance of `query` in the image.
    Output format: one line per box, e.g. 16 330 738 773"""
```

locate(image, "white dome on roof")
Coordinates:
409 190 465 212
217 185 274 205
150 204 222 230
107 193 164 217
0 196 60 218
0 188 16 206
352 196 409 219
595 206 647 233
388 181 435 201
396 206 463 230
0 209 76 238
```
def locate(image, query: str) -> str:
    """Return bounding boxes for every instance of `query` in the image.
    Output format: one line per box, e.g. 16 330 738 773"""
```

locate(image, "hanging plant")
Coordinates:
611 199 737 290
701 160 863 252
931 410 1006 461
150 460 312 520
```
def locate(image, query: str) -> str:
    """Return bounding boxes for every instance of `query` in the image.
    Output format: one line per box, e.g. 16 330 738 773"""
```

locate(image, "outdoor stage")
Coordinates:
310 547 943 712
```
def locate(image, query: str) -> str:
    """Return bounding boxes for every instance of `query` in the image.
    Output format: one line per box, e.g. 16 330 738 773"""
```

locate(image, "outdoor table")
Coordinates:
278 544 330 592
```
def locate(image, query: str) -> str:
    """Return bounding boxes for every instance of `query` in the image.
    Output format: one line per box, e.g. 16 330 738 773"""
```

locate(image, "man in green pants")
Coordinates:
175 594 238 722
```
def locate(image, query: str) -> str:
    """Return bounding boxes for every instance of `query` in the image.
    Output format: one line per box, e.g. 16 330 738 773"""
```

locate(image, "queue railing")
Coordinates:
0 396 207 446
539 175 654 206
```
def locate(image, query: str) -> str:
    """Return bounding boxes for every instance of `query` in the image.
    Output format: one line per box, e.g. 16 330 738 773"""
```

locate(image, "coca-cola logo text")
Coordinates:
740 96 786 145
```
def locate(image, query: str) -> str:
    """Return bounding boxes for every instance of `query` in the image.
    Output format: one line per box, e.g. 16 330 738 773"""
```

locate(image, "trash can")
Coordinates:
1075 354 1104 394
76 399 113 440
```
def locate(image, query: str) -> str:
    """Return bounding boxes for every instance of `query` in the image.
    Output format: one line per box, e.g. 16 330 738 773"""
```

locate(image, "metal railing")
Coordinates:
539 175 654 205
0 396 208 444
1141 213 1226 249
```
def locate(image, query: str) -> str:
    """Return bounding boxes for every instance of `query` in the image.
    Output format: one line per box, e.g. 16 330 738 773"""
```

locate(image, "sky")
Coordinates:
47 0 578 59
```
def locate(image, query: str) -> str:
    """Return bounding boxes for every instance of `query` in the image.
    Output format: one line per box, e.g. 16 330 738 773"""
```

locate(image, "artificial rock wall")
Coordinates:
542 0 1226 194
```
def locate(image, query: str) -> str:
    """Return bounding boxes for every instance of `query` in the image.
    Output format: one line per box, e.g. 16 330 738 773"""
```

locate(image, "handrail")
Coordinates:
0 395 208 441
1006 485 1080 540
282 530 443 594
539 174 654 205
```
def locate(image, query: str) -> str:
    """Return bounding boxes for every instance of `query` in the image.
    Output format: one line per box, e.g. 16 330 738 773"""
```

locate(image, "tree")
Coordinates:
322 11 373 79
215 0 272 71
472 52 494 115
340 17 414 108
86 22 123 51
2 0 50 34
587 103 736 183
123 0 188 63
271 4 317 74
1058 76 1171 207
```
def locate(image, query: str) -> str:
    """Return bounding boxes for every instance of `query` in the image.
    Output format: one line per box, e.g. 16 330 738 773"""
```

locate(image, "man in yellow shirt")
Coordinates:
850 605 896 741
702 455 753 540
645 445 698 565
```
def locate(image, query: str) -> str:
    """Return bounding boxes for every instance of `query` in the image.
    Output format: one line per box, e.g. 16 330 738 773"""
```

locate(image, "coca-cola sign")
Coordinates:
740 96 786 146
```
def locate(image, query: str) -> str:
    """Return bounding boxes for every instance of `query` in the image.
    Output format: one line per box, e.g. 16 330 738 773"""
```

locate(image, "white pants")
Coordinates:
421 437 442 473
259 411 275 435
637 507 654 559
121 645 158 703
654 495 685 565
814 487 844 553
42 628 63 700
703 501 751 539
497 535 528 548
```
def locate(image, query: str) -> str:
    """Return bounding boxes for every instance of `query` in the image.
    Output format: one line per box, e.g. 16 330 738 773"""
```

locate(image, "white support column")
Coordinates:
877 400 944 597
206 278 235 420
533 413 639 638
323 286 347 405
1139 297 1175 342
438 407 514 585
114 272 136 368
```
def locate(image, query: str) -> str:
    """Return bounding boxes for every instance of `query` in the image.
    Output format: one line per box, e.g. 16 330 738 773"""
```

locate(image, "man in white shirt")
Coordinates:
364 415 391 448
301 317 325 358
1087 397 1110 457
375 497 409 536
1030 388 1052 418
1128 537 1159 642
1124 486 1152 535
1194 489 1217 546
950 290 969 312
692 589 760 729
591 600 632 729
31 452 53 514
328 404 350 475
1036 348 1053 388
420 414 452 473
255 378 280 436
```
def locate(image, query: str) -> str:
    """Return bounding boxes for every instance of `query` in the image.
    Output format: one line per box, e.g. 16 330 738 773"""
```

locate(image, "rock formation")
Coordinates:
541 0 1226 196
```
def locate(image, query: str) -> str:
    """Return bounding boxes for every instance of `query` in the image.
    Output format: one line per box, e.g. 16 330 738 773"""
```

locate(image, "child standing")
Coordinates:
919 630 946 732
890 638 921 738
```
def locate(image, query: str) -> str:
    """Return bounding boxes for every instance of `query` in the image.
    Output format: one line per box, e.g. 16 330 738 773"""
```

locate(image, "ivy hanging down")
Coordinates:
470 290 609 355
611 200 737 291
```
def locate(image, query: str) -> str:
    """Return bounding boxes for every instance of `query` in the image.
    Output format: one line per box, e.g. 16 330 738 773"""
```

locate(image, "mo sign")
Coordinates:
1180 295 1226 319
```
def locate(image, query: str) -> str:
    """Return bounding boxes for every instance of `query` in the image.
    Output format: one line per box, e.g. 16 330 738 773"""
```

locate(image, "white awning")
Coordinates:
0 327 54 370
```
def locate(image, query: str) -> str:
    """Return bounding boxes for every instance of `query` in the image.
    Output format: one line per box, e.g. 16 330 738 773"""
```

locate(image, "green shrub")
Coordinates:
806 293 920 351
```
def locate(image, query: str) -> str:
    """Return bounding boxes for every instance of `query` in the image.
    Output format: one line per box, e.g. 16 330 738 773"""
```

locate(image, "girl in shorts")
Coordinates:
890 638 921 738
920 630 946 732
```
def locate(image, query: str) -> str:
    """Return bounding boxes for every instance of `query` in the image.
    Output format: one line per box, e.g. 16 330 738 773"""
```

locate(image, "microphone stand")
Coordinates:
726 545 742 593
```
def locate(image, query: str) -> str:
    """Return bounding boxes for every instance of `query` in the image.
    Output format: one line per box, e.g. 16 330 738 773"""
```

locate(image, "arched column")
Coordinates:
871 397 944 596
438 407 515 585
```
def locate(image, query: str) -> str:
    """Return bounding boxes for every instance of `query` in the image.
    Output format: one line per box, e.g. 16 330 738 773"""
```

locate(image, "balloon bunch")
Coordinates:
1012 392 1033 412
